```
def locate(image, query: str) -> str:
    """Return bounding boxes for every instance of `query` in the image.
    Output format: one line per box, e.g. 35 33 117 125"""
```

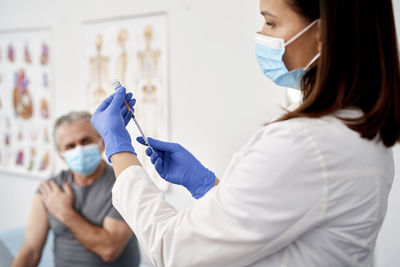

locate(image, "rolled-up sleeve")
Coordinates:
112 121 328 267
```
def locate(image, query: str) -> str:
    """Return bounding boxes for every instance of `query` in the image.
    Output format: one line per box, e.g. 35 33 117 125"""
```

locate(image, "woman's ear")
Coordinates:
316 20 322 53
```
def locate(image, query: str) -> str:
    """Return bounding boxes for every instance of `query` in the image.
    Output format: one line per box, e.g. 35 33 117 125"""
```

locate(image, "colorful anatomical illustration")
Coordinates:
88 34 110 107
13 70 33 119
40 98 49 119
42 72 48 88
0 30 54 178
16 150 24 166
116 29 128 85
7 44 14 62
4 134 10 146
39 151 49 171
24 44 32 64
41 43 49 65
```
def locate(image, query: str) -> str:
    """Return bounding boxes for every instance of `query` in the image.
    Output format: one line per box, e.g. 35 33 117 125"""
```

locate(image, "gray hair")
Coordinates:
53 111 100 150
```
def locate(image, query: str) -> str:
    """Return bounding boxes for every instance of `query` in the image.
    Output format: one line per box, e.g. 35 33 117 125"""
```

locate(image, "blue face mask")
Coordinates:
255 20 320 89
64 144 102 175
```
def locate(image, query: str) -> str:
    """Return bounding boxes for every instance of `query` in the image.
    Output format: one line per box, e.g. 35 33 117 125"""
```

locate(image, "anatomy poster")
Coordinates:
0 29 54 179
83 13 170 190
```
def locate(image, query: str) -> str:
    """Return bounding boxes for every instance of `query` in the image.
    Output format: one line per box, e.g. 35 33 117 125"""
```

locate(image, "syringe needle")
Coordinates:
129 110 154 153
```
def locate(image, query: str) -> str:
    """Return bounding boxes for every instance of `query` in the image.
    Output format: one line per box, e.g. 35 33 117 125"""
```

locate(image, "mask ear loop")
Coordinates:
305 53 321 70
285 19 319 47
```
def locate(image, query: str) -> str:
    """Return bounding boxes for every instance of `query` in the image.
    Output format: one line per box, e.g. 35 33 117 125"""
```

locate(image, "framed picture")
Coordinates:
0 28 54 179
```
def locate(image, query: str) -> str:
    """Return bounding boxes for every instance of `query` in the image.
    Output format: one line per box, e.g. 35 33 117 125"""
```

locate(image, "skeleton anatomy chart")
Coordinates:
0 29 54 179
83 13 170 190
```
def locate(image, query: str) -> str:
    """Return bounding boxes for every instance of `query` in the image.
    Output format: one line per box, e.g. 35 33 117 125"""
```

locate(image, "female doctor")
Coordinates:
91 0 400 266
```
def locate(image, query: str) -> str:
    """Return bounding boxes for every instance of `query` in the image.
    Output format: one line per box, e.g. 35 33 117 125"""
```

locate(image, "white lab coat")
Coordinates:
112 109 394 267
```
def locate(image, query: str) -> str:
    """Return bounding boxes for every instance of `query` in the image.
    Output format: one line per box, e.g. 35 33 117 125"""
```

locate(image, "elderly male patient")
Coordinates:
13 111 140 267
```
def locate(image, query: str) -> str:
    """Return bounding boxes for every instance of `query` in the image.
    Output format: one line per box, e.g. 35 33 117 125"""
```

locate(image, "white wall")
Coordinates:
0 0 399 266
375 2 400 266
0 0 286 230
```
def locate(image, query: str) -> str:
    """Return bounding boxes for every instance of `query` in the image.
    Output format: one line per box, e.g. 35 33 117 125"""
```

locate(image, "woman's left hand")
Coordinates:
91 86 137 161
137 137 216 199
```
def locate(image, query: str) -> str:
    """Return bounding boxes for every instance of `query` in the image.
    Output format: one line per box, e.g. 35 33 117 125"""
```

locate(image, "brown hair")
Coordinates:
280 0 400 147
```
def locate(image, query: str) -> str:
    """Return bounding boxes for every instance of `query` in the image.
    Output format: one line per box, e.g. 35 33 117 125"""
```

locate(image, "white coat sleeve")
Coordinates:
112 121 328 267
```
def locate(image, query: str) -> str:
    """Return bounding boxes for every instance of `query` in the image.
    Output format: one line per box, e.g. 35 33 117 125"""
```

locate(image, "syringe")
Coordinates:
112 80 154 153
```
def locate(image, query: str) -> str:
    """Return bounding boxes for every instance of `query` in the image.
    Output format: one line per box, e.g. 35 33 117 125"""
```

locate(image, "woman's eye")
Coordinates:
266 21 275 27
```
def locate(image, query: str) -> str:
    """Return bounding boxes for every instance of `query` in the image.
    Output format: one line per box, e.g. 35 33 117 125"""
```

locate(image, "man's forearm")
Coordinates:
61 210 119 262
12 247 40 267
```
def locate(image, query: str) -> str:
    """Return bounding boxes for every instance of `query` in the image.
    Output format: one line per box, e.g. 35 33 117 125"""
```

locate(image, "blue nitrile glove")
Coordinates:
137 137 215 199
91 87 137 161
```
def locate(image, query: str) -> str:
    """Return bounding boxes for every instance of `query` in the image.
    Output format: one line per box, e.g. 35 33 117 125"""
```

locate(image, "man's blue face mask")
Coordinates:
255 20 320 89
63 144 102 175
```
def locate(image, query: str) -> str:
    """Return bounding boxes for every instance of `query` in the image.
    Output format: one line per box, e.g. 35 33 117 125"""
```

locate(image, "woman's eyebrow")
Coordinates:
80 136 92 143
261 10 276 18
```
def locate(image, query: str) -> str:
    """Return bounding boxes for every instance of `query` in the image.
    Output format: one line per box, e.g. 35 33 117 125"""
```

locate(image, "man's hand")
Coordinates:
40 181 74 223
39 180 133 263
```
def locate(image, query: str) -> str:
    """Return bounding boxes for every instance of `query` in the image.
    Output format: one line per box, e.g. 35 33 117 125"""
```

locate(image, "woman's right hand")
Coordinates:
91 87 136 162
137 137 216 199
